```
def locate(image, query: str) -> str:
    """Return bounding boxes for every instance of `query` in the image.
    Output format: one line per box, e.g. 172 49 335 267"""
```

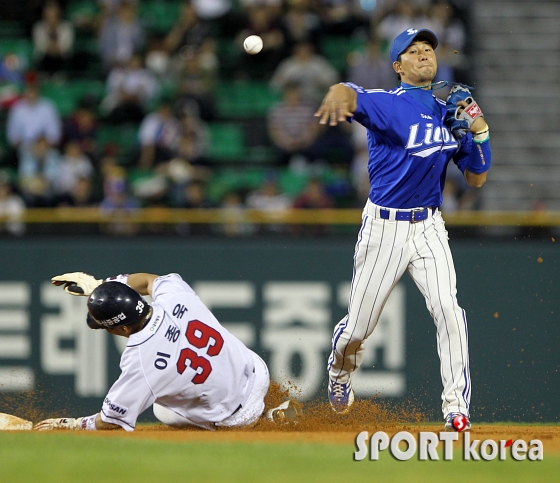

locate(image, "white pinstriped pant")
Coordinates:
328 199 471 418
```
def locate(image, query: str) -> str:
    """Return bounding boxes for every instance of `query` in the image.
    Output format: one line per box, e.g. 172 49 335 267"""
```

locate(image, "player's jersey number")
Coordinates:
176 319 224 384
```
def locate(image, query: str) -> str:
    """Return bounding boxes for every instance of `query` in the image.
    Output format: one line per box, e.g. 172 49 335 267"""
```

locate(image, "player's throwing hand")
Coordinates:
315 84 357 126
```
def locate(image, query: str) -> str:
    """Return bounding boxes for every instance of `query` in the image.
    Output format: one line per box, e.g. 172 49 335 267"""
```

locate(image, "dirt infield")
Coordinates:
4 384 559 451
126 423 560 452
97 395 560 452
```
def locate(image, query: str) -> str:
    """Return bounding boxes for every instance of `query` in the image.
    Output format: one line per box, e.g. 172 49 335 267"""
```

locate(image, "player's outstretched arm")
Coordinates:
315 84 357 126
33 413 121 431
127 273 159 297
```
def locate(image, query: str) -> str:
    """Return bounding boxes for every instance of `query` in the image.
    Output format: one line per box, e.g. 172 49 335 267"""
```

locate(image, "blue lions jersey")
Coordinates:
344 82 474 209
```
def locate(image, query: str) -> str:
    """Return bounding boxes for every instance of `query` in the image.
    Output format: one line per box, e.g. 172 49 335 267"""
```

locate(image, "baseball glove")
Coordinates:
33 417 83 431
445 84 484 139
51 272 103 296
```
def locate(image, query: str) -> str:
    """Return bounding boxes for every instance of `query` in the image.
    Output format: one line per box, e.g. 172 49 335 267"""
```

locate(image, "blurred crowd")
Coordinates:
0 0 478 236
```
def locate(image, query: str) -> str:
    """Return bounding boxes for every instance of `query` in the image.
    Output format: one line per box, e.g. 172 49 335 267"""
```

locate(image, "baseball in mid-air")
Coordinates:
244 35 263 54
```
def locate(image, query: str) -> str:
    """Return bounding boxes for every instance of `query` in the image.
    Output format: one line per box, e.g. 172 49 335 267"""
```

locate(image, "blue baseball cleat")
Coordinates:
328 379 355 414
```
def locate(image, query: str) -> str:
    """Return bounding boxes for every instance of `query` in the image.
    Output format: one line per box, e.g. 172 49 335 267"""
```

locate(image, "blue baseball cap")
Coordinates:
390 28 439 63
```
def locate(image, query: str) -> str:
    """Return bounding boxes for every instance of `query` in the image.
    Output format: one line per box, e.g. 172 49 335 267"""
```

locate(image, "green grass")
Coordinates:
0 432 557 483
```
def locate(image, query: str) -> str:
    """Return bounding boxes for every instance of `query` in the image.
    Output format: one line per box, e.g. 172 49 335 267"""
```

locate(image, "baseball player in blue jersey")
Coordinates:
315 28 492 431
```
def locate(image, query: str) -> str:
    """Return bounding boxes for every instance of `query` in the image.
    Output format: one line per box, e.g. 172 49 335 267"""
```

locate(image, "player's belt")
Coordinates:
379 207 435 223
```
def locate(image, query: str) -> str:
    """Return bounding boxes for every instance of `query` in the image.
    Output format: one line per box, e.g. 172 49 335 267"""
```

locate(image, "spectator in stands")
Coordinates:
0 52 25 114
145 38 171 81
0 172 25 236
55 141 95 200
137 99 181 171
0 52 25 109
430 0 466 52
239 0 282 9
176 129 208 165
291 177 334 236
17 137 62 207
376 0 431 47
0 53 25 88
270 41 338 104
99 0 145 70
281 0 321 53
317 0 370 37
101 54 159 124
164 2 212 56
177 102 210 161
171 132 211 172
190 0 232 22
219 190 254 237
7 76 62 151
171 41 219 121
178 179 214 208
246 173 291 235
267 81 326 168
99 164 141 235
174 180 216 236
130 172 168 208
32 1 75 75
293 177 333 210
64 97 99 161
98 0 139 16
347 37 396 90
165 125 212 206
134 99 210 207
66 0 108 33
235 5 286 78
59 176 99 207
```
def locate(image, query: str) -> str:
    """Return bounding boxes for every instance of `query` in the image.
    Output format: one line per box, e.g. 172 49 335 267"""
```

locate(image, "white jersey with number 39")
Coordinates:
100 273 258 431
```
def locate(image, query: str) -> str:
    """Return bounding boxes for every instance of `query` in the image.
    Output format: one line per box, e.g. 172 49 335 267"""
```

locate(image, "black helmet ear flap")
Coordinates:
86 312 104 330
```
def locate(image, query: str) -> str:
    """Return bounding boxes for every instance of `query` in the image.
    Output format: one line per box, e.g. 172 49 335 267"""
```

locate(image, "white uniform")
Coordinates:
100 273 270 431
328 201 470 417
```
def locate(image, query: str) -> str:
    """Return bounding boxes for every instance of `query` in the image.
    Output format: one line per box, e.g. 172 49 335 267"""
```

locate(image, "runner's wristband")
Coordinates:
473 128 490 144
80 414 98 431
105 274 129 285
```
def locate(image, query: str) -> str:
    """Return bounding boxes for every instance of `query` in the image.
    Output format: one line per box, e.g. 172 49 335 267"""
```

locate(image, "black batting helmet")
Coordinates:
87 281 150 329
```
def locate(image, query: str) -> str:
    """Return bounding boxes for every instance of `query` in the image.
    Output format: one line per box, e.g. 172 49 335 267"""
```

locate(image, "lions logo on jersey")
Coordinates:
405 122 458 158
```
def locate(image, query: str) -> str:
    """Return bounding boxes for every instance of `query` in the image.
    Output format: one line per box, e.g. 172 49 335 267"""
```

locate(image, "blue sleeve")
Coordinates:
467 139 492 174
453 135 492 174
342 83 391 132
452 134 471 173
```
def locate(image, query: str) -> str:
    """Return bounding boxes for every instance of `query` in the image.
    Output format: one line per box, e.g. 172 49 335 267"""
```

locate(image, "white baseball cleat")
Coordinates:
444 413 471 431
266 400 303 423
328 379 354 414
